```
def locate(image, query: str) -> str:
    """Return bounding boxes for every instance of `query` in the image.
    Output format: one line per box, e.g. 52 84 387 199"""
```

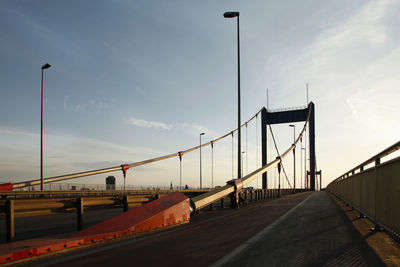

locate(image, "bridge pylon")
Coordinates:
261 102 316 191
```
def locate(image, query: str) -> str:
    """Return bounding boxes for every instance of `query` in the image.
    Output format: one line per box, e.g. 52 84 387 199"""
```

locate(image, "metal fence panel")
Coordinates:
360 168 376 219
328 157 400 236
376 158 400 234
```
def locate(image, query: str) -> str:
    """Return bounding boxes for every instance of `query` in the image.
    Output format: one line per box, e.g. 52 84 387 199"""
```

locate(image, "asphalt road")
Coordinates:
21 192 312 267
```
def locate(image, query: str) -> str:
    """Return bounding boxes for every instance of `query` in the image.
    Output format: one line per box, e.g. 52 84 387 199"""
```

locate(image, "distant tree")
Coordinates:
170 181 173 190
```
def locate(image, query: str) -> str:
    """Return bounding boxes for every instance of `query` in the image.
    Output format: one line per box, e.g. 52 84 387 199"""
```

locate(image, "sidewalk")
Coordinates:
212 191 384 267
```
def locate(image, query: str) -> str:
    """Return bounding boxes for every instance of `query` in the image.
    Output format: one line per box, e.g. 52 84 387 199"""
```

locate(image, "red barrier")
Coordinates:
71 191 190 237
0 183 13 191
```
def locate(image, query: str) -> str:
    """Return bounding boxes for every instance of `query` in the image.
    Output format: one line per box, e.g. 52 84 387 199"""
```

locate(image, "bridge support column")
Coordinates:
309 102 316 191
261 108 268 189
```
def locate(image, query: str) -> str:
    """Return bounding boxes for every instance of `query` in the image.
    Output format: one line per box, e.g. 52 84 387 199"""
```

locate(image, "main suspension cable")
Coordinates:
268 125 292 189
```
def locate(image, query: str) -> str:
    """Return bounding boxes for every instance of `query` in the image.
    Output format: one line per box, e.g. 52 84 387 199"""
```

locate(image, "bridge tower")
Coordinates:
261 102 316 191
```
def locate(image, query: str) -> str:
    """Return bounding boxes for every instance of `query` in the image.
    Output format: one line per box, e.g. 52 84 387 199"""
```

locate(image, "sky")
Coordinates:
1 0 399 189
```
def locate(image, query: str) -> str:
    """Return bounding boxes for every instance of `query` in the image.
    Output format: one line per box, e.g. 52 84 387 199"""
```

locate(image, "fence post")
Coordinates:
6 199 14 243
76 198 84 231
123 195 129 212
209 202 215 211
372 157 383 231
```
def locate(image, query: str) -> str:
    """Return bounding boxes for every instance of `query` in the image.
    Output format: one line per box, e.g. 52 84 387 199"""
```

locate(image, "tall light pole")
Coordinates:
223 11 241 180
302 147 306 190
41 63 51 191
199 132 205 189
289 124 296 193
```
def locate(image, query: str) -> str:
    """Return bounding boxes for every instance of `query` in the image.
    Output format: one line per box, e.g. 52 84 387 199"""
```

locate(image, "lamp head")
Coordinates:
223 11 239 18
42 63 51 70
200 133 205 136
289 124 295 127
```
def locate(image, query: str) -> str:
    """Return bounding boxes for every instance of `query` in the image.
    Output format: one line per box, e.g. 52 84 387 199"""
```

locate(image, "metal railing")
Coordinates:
1 189 208 243
0 189 209 199
267 105 307 113
326 140 400 238
13 183 203 192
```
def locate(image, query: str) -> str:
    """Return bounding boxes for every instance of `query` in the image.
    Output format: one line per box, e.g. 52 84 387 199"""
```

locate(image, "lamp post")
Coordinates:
223 11 241 180
199 132 205 189
300 148 304 192
289 124 295 193
41 63 51 191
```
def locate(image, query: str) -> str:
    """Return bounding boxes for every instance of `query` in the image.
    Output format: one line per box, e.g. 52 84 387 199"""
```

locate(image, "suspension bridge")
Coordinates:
1 102 399 266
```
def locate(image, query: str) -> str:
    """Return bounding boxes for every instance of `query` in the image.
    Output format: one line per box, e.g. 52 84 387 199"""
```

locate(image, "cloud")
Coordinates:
314 0 389 52
124 117 220 138
126 118 172 130
63 96 108 113
0 128 37 137
176 122 219 138
89 99 108 113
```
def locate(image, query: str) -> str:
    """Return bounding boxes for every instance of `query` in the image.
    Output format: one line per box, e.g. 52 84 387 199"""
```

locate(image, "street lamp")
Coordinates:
41 63 51 191
199 132 205 189
289 124 295 192
300 148 305 190
223 11 241 180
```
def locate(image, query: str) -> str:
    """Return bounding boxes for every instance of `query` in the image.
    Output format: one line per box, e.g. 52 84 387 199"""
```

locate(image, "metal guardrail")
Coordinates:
326 141 400 238
0 189 209 199
1 189 208 243
2 194 155 243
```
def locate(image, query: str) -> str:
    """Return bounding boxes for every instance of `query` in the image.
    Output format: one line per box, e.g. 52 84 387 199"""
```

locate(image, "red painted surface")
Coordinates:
0 182 13 191
70 191 190 237
121 164 130 178
0 192 190 264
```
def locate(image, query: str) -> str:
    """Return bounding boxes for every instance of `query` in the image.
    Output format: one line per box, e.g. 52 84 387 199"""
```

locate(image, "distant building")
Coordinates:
106 176 116 190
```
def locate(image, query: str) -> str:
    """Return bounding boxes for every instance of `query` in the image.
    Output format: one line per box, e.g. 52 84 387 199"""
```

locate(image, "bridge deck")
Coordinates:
213 191 383 266
10 192 387 266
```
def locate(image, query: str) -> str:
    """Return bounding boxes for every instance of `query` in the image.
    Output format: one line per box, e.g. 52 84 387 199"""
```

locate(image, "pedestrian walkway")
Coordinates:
213 191 384 266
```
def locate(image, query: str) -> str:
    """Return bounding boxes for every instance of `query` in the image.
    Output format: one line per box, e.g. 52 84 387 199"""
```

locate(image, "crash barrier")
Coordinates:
0 192 191 264
215 188 297 210
326 141 400 238
1 190 207 243
0 189 208 199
